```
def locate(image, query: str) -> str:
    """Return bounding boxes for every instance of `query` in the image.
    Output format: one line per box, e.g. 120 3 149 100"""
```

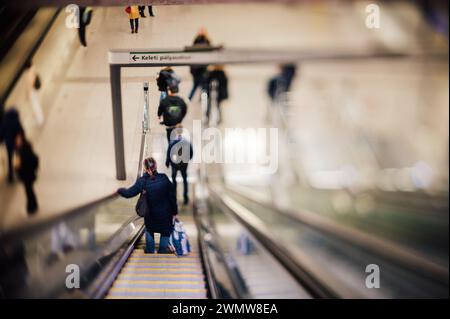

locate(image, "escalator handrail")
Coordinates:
0 82 151 242
0 192 120 241
208 184 338 298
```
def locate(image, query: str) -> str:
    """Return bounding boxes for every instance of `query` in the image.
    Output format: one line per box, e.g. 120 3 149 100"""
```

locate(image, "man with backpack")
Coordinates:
156 67 181 101
166 128 193 205
157 85 187 143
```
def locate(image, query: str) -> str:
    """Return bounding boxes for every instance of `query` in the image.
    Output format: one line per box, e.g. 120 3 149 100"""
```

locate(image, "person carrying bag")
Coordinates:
118 157 177 254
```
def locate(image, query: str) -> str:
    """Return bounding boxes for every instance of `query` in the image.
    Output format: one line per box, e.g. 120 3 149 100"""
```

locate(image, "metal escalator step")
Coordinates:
109 287 207 293
126 260 200 265
117 273 203 278
120 267 203 273
106 231 207 299
129 253 199 258
124 263 201 268
112 281 205 288
117 275 204 281
106 290 207 298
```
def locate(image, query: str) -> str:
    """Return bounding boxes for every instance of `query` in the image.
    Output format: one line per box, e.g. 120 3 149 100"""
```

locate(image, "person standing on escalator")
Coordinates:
188 28 211 101
166 128 193 205
156 67 180 101
15 132 39 215
117 157 177 254
158 85 187 143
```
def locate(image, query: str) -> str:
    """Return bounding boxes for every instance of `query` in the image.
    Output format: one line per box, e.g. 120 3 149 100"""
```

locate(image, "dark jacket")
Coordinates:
118 172 177 234
157 69 180 92
193 34 210 46
166 137 193 170
268 65 296 101
16 141 39 183
1 109 23 150
206 69 228 103
190 35 211 79
158 96 187 127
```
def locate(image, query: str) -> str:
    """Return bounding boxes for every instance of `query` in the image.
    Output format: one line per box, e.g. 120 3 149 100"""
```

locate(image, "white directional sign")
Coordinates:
128 52 195 64
108 48 405 66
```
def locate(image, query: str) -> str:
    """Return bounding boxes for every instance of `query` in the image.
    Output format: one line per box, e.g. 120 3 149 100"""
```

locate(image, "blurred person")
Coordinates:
158 85 188 143
118 157 178 254
78 7 93 47
156 67 180 101
25 60 44 126
267 64 297 102
139 5 155 17
205 65 228 125
188 28 211 101
125 6 140 34
0 108 24 184
15 132 39 215
166 127 193 205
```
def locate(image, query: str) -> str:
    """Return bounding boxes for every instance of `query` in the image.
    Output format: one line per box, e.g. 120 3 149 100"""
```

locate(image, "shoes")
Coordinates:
131 30 135 34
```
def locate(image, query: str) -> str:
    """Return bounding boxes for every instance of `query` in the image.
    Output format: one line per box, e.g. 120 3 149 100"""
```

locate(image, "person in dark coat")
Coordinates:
267 64 297 102
156 67 180 101
166 128 193 205
117 157 178 253
158 86 188 143
1 108 24 184
188 28 211 101
15 132 39 215
205 65 228 124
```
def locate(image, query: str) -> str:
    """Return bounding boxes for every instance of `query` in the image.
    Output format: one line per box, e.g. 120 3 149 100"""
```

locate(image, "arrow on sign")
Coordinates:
132 55 139 61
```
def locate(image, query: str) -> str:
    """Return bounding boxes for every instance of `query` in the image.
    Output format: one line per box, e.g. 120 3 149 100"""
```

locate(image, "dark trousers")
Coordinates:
189 77 203 101
166 127 175 143
145 229 170 254
171 165 188 202
6 144 13 182
139 6 154 17
23 180 38 214
129 18 139 32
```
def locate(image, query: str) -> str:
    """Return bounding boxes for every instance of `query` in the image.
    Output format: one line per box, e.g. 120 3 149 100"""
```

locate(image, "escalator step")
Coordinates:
106 235 207 299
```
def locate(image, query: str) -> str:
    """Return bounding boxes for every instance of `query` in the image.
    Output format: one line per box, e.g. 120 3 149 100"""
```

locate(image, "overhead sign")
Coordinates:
108 48 405 66
128 52 195 64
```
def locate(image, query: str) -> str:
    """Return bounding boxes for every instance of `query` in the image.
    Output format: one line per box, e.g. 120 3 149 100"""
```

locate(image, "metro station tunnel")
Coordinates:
0 0 448 299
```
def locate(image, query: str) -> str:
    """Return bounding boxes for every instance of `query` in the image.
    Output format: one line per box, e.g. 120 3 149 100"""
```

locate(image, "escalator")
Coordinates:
1 80 447 299
105 211 207 299
0 83 313 299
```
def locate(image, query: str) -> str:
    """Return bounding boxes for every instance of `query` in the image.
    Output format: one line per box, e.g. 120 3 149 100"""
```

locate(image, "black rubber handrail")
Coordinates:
208 185 338 299
0 192 120 241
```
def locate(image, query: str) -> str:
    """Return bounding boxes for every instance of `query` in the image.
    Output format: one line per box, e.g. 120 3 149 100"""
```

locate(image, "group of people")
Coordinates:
188 28 229 124
116 72 190 254
116 28 231 254
126 5 155 34
0 108 39 215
